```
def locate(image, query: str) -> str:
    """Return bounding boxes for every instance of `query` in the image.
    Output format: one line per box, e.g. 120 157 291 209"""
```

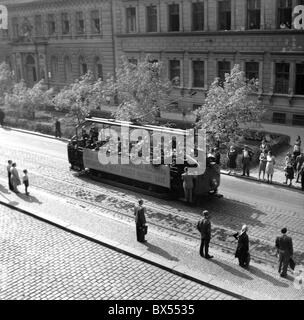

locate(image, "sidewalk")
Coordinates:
0 177 303 300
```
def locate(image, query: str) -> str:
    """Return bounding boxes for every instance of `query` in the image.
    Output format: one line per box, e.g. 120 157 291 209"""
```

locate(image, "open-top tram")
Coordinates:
67 116 220 201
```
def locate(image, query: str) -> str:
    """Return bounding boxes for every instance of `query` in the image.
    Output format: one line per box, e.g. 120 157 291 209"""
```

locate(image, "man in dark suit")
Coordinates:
197 210 213 259
275 228 293 278
134 199 147 243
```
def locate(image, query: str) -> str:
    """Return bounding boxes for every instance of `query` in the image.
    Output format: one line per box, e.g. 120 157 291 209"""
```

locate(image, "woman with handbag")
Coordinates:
134 199 147 243
233 225 250 268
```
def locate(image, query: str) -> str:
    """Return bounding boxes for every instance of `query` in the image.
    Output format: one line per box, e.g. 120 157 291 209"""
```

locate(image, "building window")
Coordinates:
62 13 70 35
79 56 87 76
169 60 181 86
218 0 231 30
218 61 231 84
47 14 56 36
12 17 19 37
63 56 72 81
76 11 85 34
146 5 157 32
272 112 286 124
128 58 138 65
168 4 180 31
50 56 58 79
295 63 304 95
126 7 136 33
245 61 259 80
91 10 101 34
94 57 103 80
274 63 289 94
247 0 261 29
192 2 204 31
192 61 205 87
278 0 292 29
293 114 304 126
34 15 42 36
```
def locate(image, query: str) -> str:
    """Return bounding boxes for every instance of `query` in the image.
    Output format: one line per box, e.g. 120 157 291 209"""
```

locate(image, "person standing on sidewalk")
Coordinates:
134 199 147 243
55 118 62 138
265 151 276 184
22 169 29 195
275 228 293 278
233 225 250 268
181 167 194 204
7 160 13 191
227 146 238 175
0 109 5 127
295 153 304 183
10 163 21 193
284 162 294 186
241 145 252 177
197 210 213 259
258 151 267 181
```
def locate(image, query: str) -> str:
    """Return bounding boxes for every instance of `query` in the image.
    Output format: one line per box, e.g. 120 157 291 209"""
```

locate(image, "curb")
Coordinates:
220 170 303 192
1 125 69 142
0 199 248 300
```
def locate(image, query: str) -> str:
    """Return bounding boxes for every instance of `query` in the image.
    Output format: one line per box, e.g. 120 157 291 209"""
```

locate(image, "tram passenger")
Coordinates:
81 127 90 147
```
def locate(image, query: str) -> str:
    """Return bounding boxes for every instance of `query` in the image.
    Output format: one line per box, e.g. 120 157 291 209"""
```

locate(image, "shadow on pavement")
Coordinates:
16 192 43 204
0 184 10 194
210 259 253 280
247 265 290 288
144 242 179 262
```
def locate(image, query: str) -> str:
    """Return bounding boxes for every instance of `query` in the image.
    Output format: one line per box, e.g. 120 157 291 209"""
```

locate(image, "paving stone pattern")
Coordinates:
0 204 235 300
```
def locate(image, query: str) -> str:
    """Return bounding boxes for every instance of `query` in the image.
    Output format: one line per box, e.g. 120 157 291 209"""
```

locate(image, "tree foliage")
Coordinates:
106 56 172 123
0 62 15 104
4 79 53 119
53 71 103 125
196 64 265 147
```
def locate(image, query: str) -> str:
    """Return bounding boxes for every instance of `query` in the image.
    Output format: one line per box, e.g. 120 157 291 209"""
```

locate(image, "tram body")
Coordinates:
67 117 220 199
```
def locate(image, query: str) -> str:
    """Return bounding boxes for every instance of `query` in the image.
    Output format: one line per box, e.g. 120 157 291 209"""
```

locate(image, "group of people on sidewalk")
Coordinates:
226 136 304 190
133 201 295 279
6 160 29 195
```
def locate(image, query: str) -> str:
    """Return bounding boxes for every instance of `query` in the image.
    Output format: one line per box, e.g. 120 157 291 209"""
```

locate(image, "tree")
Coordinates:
4 79 53 119
0 62 15 104
105 56 172 123
195 64 265 147
53 71 101 125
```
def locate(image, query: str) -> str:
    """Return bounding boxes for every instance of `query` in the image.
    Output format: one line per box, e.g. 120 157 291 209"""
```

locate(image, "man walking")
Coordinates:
275 228 293 278
134 199 147 243
197 210 213 259
295 153 304 183
7 160 13 191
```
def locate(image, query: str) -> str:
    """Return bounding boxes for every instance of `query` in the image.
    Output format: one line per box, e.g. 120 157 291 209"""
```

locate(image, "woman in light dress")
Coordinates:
265 151 275 184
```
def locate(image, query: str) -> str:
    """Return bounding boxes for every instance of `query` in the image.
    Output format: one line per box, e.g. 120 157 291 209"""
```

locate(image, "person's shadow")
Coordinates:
144 242 179 262
247 265 289 287
0 185 19 206
16 192 43 204
210 259 253 280
0 184 10 194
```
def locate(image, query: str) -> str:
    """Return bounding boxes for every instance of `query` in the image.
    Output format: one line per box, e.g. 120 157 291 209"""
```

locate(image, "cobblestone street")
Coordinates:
0 204 234 300
0 130 303 267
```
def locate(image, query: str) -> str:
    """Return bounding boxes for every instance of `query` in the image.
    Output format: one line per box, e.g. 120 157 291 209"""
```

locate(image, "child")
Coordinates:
22 169 29 195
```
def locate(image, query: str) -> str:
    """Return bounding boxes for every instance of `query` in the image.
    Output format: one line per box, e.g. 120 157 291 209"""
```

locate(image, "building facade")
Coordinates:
2 0 115 89
1 0 304 126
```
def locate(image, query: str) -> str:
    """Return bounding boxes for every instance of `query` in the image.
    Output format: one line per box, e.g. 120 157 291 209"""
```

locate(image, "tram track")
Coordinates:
1 144 304 267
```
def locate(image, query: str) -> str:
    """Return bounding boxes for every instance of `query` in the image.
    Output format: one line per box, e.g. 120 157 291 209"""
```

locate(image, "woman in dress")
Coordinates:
10 162 21 193
227 146 238 175
233 225 250 268
258 151 267 180
265 151 276 184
